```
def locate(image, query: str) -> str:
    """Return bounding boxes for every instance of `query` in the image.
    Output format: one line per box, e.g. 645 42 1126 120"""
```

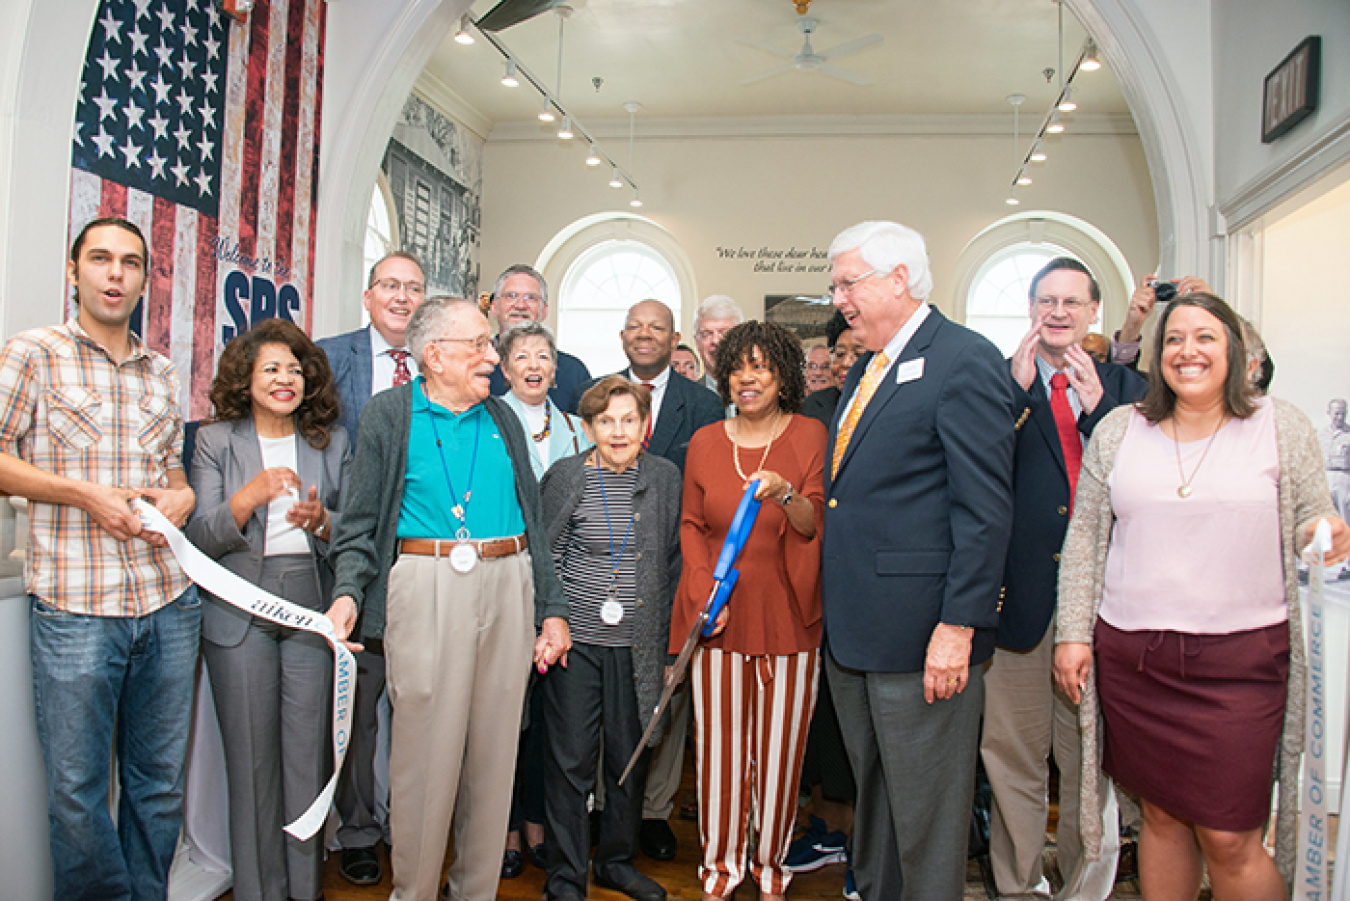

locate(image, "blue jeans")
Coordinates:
30 587 202 901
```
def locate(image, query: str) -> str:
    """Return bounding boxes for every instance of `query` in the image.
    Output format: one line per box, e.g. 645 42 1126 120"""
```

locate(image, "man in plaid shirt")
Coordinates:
0 218 200 901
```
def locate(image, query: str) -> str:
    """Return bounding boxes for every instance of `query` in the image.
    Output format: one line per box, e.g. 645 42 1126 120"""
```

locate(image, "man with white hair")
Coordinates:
487 264 592 413
692 295 744 392
821 220 1015 900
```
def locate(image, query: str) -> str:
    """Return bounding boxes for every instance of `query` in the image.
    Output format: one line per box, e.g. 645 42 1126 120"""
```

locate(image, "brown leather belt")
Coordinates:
398 534 527 560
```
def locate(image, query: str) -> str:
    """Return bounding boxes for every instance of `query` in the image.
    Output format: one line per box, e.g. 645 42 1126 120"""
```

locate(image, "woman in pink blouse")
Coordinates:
1053 293 1349 898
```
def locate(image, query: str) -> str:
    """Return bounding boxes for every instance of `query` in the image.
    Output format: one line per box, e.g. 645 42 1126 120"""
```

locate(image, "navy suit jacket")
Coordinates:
316 327 375 444
576 368 723 473
996 358 1146 651
822 308 1016 673
489 348 591 415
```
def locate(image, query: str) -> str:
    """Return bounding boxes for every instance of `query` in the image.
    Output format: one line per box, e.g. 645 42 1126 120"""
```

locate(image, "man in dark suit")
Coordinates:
981 258 1145 900
822 220 1015 900
579 298 722 860
315 250 426 886
487 264 591 413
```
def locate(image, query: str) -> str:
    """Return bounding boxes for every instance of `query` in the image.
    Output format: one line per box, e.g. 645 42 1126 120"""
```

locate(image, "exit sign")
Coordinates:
1262 37 1321 143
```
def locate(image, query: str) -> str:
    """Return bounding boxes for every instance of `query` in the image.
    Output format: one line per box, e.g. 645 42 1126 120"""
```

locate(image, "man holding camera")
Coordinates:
1109 274 1213 369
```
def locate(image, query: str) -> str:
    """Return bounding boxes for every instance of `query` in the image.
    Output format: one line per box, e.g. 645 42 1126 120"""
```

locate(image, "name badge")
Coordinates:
895 358 925 384
449 542 478 574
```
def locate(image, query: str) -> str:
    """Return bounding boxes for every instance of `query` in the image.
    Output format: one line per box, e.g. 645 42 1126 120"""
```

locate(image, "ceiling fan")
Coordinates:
738 16 883 86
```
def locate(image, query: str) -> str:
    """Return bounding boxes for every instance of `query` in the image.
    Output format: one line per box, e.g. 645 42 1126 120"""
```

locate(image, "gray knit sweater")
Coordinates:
329 385 566 640
540 450 683 744
1056 397 1335 885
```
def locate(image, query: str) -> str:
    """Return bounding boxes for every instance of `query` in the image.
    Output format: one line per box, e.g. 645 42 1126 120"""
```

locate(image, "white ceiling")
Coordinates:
422 0 1133 137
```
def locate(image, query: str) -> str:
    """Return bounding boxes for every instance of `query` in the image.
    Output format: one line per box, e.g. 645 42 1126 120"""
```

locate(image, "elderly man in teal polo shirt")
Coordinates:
327 296 570 901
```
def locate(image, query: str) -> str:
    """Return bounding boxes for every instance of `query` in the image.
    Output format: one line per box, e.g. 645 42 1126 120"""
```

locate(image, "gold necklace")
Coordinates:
732 407 783 482
1172 415 1226 498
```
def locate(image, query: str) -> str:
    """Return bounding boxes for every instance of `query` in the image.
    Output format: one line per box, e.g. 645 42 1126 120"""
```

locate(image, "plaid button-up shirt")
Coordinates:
0 319 189 616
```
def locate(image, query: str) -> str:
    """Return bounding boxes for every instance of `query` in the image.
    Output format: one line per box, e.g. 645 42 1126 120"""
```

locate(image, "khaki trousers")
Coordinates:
981 624 1120 901
385 552 535 901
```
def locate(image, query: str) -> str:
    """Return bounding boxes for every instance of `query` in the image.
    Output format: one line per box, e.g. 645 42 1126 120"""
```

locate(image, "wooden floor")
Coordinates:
214 749 1168 900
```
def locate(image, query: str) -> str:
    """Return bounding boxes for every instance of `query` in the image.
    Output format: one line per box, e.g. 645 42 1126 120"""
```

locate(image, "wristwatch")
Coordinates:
779 485 794 507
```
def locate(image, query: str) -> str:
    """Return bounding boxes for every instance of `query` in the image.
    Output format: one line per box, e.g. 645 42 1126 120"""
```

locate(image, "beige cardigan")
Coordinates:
1055 397 1336 885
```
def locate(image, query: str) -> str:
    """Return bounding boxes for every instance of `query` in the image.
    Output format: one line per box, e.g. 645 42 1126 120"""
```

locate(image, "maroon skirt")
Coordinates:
1093 618 1289 831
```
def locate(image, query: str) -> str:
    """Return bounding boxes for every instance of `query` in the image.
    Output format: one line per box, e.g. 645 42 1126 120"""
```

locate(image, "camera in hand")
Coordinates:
1150 279 1179 303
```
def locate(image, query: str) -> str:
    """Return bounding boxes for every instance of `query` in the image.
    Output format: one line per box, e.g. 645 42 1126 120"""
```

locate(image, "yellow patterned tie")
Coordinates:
832 351 889 478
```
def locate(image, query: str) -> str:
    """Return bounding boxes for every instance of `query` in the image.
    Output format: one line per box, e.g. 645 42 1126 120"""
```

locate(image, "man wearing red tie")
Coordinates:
316 250 427 886
982 257 1145 900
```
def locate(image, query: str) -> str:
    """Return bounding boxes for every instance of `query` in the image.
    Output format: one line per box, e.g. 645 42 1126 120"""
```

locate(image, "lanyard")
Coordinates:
593 458 637 596
424 389 482 540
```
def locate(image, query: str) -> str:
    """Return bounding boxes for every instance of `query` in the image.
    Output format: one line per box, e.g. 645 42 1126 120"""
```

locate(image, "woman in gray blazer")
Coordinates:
186 318 350 901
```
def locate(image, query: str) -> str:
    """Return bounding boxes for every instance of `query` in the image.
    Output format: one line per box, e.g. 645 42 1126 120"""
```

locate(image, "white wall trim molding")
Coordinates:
310 0 471 339
487 112 1139 143
1070 0 1213 282
0 0 100 338
1215 109 1350 232
413 71 493 143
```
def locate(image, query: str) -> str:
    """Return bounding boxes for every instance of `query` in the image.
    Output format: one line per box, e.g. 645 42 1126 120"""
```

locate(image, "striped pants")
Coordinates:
692 647 819 897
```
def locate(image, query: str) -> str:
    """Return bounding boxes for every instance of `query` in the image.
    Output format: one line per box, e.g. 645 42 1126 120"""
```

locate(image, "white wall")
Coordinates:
479 128 1158 334
1213 0 1350 208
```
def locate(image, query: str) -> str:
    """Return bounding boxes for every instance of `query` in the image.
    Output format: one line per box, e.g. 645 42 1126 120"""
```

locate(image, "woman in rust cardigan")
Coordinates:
673 320 826 901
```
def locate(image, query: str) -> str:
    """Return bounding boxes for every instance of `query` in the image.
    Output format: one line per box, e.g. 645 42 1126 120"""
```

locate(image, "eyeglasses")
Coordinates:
828 269 882 297
804 362 830 372
373 278 425 297
431 335 493 354
500 291 542 304
1033 296 1095 312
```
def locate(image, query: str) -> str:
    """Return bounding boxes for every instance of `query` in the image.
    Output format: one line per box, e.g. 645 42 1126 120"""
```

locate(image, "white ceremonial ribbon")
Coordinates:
135 501 355 841
1296 518 1334 901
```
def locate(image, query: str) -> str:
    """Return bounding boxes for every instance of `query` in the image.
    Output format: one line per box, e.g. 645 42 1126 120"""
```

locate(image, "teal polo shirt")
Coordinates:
398 377 527 540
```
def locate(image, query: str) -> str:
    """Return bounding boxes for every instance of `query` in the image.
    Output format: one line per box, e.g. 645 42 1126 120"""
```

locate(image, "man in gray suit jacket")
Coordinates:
315 250 426 886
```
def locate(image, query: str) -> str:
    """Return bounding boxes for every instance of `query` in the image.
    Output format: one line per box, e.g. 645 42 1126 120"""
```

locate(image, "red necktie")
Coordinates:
389 349 411 387
1049 373 1081 514
640 382 654 448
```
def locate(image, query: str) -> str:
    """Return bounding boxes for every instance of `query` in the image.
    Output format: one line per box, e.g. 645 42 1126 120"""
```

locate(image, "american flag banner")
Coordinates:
69 0 326 420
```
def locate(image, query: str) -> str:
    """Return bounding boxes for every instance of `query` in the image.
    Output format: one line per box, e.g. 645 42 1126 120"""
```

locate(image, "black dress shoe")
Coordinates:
339 846 382 886
526 841 548 870
638 818 677 861
593 864 668 901
501 847 525 879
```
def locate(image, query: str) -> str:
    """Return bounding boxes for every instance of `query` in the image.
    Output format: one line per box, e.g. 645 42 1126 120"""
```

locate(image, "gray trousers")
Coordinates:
826 647 983 901
203 555 331 901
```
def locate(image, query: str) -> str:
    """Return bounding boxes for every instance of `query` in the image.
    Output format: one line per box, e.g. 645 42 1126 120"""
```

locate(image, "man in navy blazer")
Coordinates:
315 250 426 886
577 299 723 475
487 264 591 413
981 258 1145 900
822 221 1015 900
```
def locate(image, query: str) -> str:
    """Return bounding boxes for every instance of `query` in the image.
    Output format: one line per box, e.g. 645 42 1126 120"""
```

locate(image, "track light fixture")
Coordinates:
1058 86 1077 112
629 188 643 208
538 100 555 123
1030 144 1047 162
609 167 623 188
586 144 602 166
501 59 519 87
1081 40 1101 71
557 115 574 140
454 14 475 45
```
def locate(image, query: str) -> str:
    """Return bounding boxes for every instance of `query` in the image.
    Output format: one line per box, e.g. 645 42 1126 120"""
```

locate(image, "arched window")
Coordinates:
558 240 681 376
966 244 1102 357
363 177 398 286
953 213 1130 359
